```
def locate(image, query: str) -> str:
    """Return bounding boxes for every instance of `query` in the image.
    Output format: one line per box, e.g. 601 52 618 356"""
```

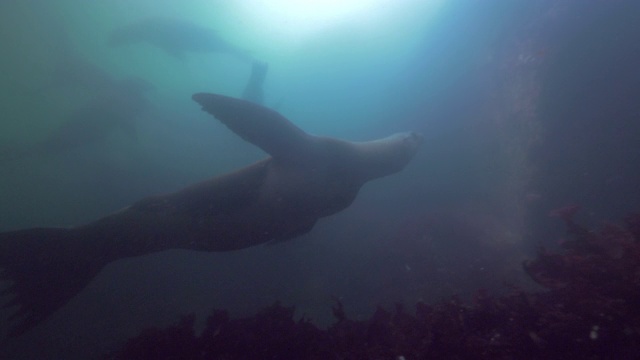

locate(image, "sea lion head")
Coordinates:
352 131 424 182
380 130 424 171
387 131 424 157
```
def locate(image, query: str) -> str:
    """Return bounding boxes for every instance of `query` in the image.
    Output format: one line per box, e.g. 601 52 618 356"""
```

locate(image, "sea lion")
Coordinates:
2 77 153 163
0 93 423 336
108 18 253 61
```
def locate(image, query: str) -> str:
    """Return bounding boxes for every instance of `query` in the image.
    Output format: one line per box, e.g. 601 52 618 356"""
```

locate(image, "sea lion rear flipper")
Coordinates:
192 93 314 161
0 228 101 337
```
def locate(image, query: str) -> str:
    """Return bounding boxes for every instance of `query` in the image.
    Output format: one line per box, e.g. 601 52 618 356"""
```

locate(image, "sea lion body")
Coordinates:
0 94 423 336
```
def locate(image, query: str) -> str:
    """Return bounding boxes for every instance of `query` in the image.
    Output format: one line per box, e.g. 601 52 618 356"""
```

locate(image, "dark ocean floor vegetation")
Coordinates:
108 211 640 359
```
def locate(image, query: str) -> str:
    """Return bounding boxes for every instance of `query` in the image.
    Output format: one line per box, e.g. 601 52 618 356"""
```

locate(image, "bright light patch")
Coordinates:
237 0 382 40
233 0 445 45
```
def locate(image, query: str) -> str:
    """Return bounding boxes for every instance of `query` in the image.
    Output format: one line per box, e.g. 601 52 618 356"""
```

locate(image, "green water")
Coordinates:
0 1 571 357
0 0 449 229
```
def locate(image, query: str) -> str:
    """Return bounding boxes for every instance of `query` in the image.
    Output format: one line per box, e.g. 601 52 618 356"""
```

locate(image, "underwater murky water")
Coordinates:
1 0 639 358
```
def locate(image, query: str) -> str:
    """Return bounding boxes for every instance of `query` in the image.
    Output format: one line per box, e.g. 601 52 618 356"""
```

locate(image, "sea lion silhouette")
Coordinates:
1 77 153 163
0 93 423 336
108 18 253 61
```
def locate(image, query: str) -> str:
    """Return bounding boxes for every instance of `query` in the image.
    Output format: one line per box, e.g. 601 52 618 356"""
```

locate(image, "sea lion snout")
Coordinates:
404 131 424 148
396 131 424 154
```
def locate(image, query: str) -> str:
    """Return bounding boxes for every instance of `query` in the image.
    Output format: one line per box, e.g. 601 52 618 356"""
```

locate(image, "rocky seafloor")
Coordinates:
108 210 640 359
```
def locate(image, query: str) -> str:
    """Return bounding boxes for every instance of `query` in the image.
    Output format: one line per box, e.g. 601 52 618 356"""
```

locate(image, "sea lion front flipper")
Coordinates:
192 93 314 162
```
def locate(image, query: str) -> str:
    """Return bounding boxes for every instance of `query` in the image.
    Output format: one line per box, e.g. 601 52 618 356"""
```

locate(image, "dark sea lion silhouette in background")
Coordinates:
25 26 116 96
31 53 115 96
0 94 423 336
2 77 153 163
108 18 253 61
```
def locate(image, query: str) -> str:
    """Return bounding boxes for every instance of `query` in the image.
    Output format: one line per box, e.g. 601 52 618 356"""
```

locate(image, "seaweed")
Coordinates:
108 213 640 359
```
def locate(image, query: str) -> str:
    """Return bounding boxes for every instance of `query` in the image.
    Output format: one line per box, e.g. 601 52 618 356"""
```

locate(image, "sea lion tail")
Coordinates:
0 228 100 337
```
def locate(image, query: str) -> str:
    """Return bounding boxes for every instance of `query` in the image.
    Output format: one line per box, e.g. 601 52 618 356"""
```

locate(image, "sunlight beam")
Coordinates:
233 0 446 45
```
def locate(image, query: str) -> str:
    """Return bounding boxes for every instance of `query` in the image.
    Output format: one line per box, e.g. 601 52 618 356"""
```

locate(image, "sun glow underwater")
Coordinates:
231 0 448 45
